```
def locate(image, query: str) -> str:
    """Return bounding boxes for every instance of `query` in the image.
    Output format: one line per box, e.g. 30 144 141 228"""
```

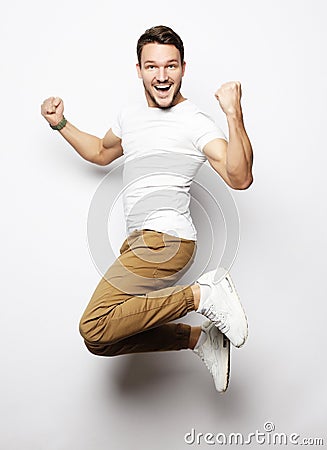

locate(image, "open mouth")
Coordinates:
154 84 172 93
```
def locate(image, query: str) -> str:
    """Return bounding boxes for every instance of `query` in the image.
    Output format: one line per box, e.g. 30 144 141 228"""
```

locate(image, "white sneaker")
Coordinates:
193 320 230 392
196 269 248 348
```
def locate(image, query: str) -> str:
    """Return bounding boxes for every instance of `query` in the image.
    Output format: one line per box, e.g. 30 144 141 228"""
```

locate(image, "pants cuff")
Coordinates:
183 285 195 312
176 323 191 350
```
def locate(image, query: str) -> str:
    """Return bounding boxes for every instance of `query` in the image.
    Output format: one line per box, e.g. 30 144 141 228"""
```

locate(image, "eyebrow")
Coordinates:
143 59 179 64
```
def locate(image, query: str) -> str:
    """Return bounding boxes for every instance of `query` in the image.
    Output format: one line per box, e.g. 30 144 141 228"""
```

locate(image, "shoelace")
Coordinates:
203 305 230 334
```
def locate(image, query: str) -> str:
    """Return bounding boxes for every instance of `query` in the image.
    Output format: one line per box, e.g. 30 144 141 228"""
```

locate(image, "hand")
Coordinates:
41 97 64 126
215 82 242 117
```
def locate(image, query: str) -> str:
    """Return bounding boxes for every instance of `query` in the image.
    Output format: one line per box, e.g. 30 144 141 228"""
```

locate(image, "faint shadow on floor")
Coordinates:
107 349 250 419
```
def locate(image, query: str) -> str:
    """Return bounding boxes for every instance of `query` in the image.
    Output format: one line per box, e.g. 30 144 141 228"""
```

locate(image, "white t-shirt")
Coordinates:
111 99 226 241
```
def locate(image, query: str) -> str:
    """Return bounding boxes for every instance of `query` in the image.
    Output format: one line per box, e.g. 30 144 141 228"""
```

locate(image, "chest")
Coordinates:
121 114 193 154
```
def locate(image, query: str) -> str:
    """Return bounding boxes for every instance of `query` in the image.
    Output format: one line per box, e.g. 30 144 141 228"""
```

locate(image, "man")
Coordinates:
41 25 253 392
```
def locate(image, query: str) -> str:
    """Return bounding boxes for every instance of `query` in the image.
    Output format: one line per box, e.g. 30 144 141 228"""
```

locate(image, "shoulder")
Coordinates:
181 100 216 124
183 101 226 150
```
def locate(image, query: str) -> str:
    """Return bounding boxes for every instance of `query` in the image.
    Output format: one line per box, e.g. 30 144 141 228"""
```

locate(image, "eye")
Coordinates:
168 64 177 69
146 65 156 70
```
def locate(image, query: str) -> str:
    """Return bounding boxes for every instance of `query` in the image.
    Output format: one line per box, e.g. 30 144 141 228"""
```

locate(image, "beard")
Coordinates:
143 79 183 109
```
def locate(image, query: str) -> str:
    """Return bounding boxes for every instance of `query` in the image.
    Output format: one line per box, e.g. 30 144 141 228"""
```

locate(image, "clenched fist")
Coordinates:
215 81 242 116
41 97 64 126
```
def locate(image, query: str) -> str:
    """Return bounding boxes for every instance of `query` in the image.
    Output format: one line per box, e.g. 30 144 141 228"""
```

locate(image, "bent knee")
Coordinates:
81 334 118 357
79 315 117 352
83 341 117 357
79 316 104 345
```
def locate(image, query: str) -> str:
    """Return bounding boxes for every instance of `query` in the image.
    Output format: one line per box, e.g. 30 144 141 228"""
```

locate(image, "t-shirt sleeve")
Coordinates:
192 111 227 152
111 110 122 139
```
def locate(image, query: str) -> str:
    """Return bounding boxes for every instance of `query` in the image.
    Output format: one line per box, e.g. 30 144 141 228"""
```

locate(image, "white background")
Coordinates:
1 0 327 449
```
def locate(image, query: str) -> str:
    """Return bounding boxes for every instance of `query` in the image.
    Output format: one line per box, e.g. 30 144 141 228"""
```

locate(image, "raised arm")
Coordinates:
41 97 123 166
203 82 253 190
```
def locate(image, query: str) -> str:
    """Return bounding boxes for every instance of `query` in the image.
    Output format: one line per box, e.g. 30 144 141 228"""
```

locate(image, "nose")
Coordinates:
156 66 168 82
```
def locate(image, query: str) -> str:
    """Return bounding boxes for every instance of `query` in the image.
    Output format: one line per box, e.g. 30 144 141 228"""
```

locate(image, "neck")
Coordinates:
145 90 186 109
173 92 186 106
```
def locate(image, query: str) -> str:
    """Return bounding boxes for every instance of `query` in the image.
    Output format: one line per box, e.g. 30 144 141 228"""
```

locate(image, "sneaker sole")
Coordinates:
203 321 231 392
223 333 231 391
221 273 249 348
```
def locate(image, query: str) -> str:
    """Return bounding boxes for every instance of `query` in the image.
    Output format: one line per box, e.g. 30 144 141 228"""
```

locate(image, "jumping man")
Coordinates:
41 25 253 392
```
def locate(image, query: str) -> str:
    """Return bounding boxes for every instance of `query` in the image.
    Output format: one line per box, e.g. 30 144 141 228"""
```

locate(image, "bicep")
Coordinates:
98 128 123 165
202 138 233 186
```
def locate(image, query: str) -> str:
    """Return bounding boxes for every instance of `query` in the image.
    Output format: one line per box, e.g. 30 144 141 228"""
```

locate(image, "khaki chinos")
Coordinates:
79 229 196 356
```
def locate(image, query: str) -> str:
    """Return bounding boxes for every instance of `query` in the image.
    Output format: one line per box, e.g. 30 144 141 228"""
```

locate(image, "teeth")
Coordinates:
155 85 171 90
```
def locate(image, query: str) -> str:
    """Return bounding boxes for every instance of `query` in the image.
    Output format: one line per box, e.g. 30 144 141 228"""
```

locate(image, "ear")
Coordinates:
182 61 186 77
136 63 142 79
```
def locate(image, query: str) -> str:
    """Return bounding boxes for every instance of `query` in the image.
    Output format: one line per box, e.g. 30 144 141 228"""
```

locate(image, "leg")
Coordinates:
85 323 200 357
79 229 197 355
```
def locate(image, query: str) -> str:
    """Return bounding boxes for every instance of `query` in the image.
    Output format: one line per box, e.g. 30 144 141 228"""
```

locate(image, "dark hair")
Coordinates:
137 25 184 66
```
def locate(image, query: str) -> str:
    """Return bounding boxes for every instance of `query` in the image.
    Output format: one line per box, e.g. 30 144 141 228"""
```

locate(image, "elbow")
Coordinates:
230 174 254 190
239 175 254 190
90 142 106 166
226 160 254 190
88 155 106 166
93 157 108 166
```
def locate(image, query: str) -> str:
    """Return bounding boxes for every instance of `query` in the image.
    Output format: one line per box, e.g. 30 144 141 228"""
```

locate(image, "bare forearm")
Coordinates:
41 97 104 164
59 121 103 163
214 81 253 189
226 112 253 189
